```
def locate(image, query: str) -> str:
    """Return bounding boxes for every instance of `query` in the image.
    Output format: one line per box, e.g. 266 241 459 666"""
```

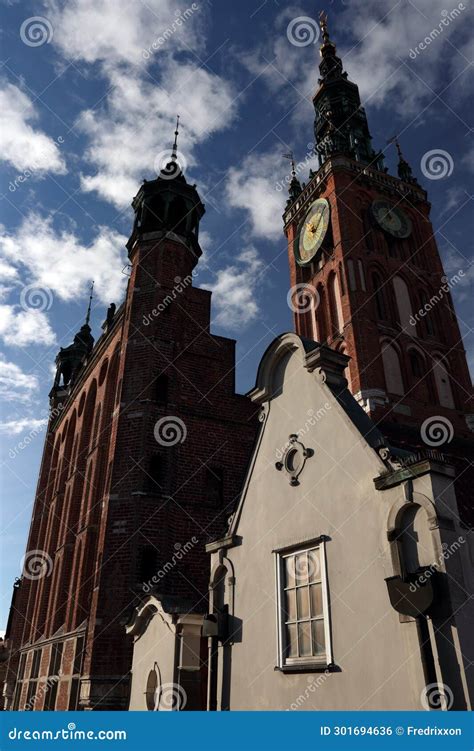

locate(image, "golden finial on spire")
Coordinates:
319 10 330 43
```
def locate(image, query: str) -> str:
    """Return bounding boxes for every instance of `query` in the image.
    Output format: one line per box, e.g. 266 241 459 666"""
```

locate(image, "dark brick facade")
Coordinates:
4 193 259 710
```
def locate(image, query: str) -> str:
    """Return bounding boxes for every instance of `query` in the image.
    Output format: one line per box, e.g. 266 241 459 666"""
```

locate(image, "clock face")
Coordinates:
371 200 412 239
296 198 330 266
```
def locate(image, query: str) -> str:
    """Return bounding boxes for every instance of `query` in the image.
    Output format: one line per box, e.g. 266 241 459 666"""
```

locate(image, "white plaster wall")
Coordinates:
128 610 176 711
219 347 427 710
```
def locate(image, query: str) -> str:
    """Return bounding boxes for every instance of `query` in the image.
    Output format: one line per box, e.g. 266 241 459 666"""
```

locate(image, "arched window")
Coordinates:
392 276 414 331
418 290 435 337
315 284 327 343
409 349 425 379
168 196 187 235
433 358 455 409
327 272 343 335
381 341 404 395
372 273 388 320
338 262 345 295
361 207 374 251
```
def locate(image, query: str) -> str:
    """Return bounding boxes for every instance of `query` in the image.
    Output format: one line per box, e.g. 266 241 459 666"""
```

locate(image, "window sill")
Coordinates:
275 662 339 674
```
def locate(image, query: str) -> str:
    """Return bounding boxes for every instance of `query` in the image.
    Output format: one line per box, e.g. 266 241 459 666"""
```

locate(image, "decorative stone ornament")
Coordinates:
275 434 314 486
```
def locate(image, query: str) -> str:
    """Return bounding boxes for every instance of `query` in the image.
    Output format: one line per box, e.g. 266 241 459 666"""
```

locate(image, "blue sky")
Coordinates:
0 0 472 631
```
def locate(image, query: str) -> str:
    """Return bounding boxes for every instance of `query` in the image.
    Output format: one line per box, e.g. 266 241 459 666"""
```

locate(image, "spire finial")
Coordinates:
171 115 180 162
85 281 94 326
319 10 330 44
283 151 296 178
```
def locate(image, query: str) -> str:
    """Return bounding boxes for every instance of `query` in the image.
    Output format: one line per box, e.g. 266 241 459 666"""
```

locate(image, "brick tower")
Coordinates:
4 130 258 710
283 14 473 520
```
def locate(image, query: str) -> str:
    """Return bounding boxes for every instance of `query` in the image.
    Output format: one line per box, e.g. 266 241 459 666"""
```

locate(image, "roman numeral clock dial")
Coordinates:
295 198 330 266
371 199 412 239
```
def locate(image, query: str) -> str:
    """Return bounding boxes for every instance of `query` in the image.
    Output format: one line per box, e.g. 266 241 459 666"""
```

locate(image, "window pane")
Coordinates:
294 552 308 585
298 622 311 657
308 549 320 582
296 586 310 620
312 619 326 655
284 556 295 588
285 624 298 658
310 583 323 617
284 589 297 622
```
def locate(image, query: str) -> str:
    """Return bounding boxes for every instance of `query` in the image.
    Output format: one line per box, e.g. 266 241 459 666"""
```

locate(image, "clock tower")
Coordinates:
284 14 473 520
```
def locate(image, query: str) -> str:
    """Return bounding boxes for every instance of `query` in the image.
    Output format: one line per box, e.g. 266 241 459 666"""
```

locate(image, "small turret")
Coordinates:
50 283 95 403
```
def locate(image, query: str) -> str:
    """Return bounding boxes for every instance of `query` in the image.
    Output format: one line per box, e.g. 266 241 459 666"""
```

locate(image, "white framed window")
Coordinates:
275 537 332 670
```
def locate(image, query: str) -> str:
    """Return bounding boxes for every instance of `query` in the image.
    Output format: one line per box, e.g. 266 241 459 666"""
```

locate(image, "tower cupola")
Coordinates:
127 117 205 266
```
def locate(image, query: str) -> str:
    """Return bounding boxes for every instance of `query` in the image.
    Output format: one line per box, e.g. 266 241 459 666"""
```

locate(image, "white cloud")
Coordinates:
0 214 128 304
46 0 204 68
340 0 471 114
0 417 47 437
201 246 264 328
77 64 237 208
42 0 236 209
0 306 56 347
0 354 40 402
225 148 318 239
0 83 66 174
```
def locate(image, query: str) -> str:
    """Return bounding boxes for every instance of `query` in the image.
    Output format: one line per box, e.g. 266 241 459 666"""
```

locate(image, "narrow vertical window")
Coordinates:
275 539 332 669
